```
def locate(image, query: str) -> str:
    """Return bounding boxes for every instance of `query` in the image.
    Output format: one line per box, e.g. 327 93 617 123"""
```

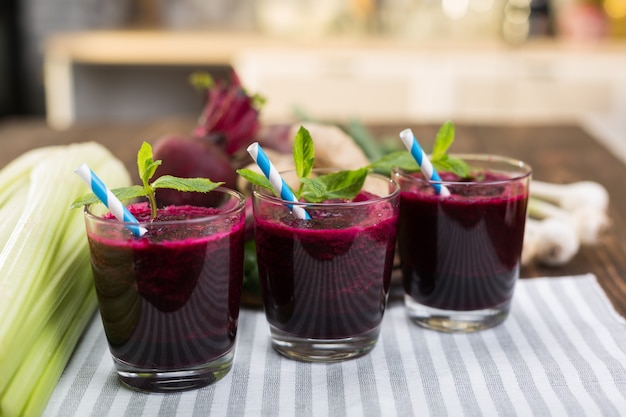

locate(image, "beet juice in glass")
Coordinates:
252 169 400 362
84 188 245 391
393 154 531 332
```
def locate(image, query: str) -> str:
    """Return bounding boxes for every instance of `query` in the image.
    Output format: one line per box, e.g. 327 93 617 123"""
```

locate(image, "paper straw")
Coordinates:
247 142 310 220
399 128 450 197
74 163 147 236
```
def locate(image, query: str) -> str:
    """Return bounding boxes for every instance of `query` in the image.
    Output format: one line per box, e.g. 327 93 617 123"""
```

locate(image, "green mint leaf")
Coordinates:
293 126 315 180
251 93 266 111
189 71 215 91
236 168 274 192
152 175 223 193
431 121 455 159
137 141 161 188
369 121 469 178
238 126 372 206
137 141 160 218
301 167 370 202
433 155 470 178
74 141 225 220
369 150 419 174
69 194 99 209
299 178 326 202
69 185 148 209
111 185 152 202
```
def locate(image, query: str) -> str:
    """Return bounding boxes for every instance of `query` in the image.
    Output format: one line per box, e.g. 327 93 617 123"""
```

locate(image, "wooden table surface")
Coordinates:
1 118 625 317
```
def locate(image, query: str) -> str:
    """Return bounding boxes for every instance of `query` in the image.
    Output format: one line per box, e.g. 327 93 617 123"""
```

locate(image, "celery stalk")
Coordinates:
0 188 27 248
0 144 128 345
0 266 94 416
0 146 62 208
24 290 97 417
0 150 83 369
0 238 91 392
0 142 131 417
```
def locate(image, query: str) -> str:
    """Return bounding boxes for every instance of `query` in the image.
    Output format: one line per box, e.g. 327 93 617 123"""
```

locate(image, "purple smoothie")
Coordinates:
254 192 398 340
397 171 529 312
86 202 245 371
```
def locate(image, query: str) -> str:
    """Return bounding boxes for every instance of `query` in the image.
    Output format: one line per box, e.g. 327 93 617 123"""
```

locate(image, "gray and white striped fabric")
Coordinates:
43 274 626 417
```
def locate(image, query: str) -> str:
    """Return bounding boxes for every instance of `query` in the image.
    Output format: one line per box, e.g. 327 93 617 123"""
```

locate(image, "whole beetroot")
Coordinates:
193 71 264 156
151 71 263 205
152 134 238 207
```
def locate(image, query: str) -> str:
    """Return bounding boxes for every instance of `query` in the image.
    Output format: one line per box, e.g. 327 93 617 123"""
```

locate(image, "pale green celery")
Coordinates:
24 291 96 417
0 234 91 393
0 143 128 331
0 265 94 417
0 142 131 416
0 151 45 248
0 188 27 249
24 289 96 417
0 146 62 208
0 150 84 332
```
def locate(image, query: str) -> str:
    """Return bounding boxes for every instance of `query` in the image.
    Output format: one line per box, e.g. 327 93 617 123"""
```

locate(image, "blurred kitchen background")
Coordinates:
1 0 625 156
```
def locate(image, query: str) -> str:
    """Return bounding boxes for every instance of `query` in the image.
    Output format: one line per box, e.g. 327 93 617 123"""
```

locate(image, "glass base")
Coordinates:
404 295 511 333
269 325 380 363
112 349 234 392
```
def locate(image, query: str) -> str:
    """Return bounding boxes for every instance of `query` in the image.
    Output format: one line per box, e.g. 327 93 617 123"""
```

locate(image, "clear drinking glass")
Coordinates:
83 188 245 392
393 154 531 332
252 169 400 362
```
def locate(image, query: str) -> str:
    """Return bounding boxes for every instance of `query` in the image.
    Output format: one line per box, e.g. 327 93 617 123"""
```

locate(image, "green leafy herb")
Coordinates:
236 169 273 191
301 167 369 203
70 142 224 220
369 121 469 178
368 150 419 174
431 121 455 160
237 126 370 204
293 126 315 194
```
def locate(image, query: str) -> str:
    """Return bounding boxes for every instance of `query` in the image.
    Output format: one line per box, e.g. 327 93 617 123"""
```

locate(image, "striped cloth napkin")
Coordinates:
43 274 626 417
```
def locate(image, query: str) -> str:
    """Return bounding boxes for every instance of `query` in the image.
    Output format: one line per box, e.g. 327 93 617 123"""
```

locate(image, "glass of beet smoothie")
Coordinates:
252 169 400 362
83 187 246 391
393 155 531 332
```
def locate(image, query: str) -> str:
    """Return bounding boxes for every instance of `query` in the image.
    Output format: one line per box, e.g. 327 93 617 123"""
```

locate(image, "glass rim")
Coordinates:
393 153 532 186
252 169 400 209
84 186 246 227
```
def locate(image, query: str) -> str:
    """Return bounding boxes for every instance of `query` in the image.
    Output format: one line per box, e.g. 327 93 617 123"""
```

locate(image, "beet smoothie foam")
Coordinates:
394 155 531 332
252 171 400 362
254 197 398 339
85 192 245 390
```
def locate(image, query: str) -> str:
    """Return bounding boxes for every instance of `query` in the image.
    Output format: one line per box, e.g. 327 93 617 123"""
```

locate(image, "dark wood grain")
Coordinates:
2 118 625 317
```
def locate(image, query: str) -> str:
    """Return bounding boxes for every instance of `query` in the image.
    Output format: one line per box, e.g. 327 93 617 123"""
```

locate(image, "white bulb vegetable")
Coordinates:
531 180 609 212
528 197 610 245
523 217 581 266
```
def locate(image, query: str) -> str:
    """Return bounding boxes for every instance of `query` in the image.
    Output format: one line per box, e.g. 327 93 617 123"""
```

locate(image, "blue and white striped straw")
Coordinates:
247 142 310 220
399 128 450 197
74 163 147 236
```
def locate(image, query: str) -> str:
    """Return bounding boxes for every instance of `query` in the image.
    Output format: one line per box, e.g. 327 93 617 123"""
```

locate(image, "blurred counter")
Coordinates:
43 30 626 141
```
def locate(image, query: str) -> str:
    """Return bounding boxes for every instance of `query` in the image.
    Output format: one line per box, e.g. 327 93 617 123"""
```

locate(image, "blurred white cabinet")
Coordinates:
234 46 626 124
44 31 626 129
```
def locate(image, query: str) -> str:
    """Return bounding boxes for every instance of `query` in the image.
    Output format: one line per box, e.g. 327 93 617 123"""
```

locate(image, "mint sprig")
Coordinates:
71 142 224 220
293 126 315 180
300 167 369 203
237 126 370 203
369 121 469 178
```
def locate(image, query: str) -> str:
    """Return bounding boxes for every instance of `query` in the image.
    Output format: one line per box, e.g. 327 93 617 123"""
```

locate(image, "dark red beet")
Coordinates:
193 71 261 156
152 135 238 207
